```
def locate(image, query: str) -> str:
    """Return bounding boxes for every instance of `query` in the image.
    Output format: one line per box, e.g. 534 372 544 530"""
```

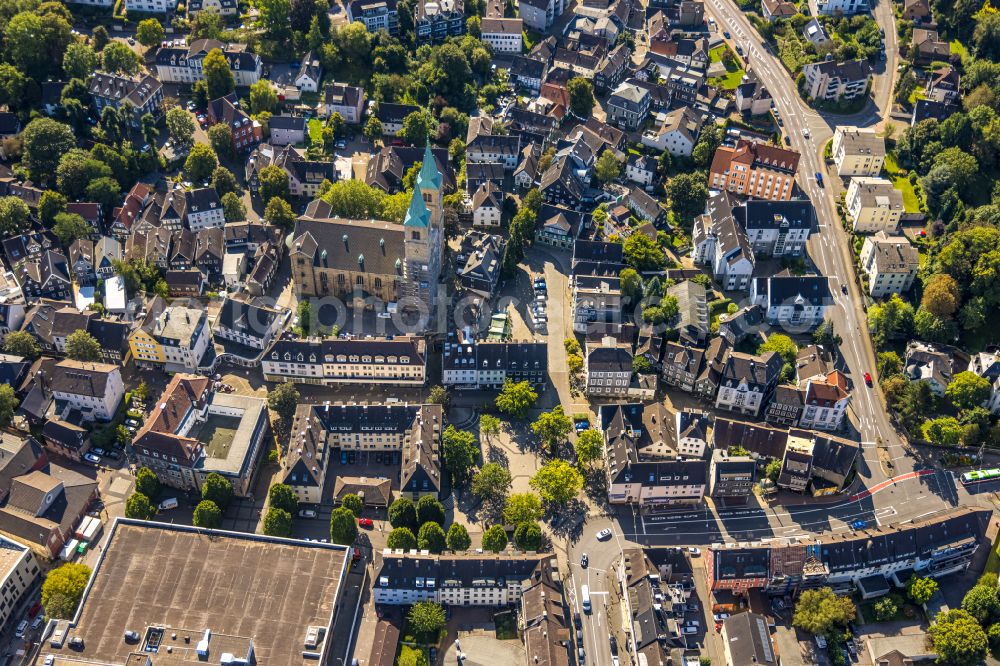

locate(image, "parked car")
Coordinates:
15 620 27 638
580 553 589 568
596 528 613 541
682 626 698 634
358 518 374 529
83 453 101 465
299 509 318 519
850 520 866 530
688 547 700 556
713 613 730 622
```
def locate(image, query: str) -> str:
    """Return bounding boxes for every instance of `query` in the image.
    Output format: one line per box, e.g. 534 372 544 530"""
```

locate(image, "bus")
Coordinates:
961 469 1000 485
581 585 591 614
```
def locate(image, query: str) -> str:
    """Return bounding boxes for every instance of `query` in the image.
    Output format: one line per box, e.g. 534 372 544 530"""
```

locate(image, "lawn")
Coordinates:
907 88 926 105
709 45 745 90
494 611 518 640
308 118 323 146
950 39 969 62
884 152 923 214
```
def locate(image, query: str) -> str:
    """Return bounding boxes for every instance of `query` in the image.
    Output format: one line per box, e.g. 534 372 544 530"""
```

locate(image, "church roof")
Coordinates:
403 186 431 228
416 140 443 192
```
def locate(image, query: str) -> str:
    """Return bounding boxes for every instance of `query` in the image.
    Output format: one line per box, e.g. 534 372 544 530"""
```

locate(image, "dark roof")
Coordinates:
291 215 406 277
588 345 632 373
757 274 832 308
712 418 788 459
810 434 860 479
573 240 623 264
216 296 281 338
913 98 956 125
735 199 814 231
713 548 769 580
47 360 119 398
323 82 364 108
510 55 547 79
804 58 870 81
86 318 131 354
721 613 776 665
268 114 308 131
376 102 420 125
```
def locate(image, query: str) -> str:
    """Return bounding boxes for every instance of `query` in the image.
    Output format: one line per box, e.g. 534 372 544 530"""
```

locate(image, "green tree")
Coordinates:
166 107 196 148
6 11 71 79
666 172 709 224
203 48 236 99
400 110 436 145
620 268 643 304
62 42 97 81
947 371 992 411
212 166 239 196
495 379 538 419
530 460 584 505
267 381 300 423
479 414 501 443
514 522 543 551
193 500 222 528
874 597 897 621
135 467 160 499
868 294 915 347
3 330 39 358
914 306 956 343
963 583 1000 625
503 492 543 525
136 18 165 47
447 522 472 551
389 497 418 530
222 192 246 222
259 163 292 202
21 118 75 179
418 521 447 553
574 429 604 467
340 493 363 516
408 601 446 637
442 425 479 483
51 212 92 247
329 506 359 544
387 526 417 549
201 472 234 510
532 405 573 452
249 79 278 115
623 233 667 271
268 484 298 513
38 190 67 227
209 123 234 159
85 178 121 214
921 273 961 318
417 495 446 526
41 563 92 619
125 492 156 520
365 115 383 142
922 416 967 446
91 25 110 51
929 609 989 666
877 351 903 378
427 385 450 407
482 524 509 552
100 41 141 75
258 0 292 39
471 463 512 512
262 507 292 536
567 77 595 117
594 150 622 185
65 329 101 361
908 576 939 605
185 144 219 183
0 385 17 427
792 587 856 635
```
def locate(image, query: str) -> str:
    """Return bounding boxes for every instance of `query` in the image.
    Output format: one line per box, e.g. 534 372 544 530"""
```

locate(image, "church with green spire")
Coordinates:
287 140 445 327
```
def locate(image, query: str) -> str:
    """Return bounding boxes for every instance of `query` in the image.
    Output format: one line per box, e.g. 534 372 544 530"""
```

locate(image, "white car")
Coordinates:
688 547 701 556
596 528 613 541
682 626 698 634
83 453 101 465
713 613 730 622
298 509 318 519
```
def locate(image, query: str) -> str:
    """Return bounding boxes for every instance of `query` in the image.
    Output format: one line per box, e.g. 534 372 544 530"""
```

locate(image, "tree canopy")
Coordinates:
42 563 92 619
530 460 584 506
495 380 538 419
791 587 856 635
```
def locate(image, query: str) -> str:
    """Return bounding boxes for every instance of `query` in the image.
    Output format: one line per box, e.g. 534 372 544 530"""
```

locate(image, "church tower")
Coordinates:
403 141 444 319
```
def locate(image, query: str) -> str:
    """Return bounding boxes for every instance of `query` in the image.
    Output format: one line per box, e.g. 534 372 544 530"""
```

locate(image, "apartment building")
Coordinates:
692 192 755 291
714 350 783 416
441 339 548 389
846 177 904 233
47 359 125 422
0 535 39 635
571 275 623 334
348 0 400 33
481 17 524 53
586 340 633 397
860 231 919 297
155 39 263 87
832 126 886 177
262 337 428 386
89 72 163 128
709 140 800 201
751 273 833 330
131 304 212 373
802 59 870 102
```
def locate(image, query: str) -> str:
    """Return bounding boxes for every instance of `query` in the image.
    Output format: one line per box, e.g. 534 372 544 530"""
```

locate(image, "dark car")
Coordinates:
850 520 866 530
723 31 731 38
815 172 824 187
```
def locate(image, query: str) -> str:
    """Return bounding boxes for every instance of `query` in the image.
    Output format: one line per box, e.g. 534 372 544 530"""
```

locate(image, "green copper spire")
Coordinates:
403 185 430 227
416 140 442 192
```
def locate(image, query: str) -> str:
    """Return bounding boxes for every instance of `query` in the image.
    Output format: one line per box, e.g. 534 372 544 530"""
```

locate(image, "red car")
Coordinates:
358 518 374 529
864 372 873 387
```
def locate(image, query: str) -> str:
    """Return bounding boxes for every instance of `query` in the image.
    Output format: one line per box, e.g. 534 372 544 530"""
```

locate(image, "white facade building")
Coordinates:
49 360 125 422
846 177 904 233
859 232 919 298
832 126 886 177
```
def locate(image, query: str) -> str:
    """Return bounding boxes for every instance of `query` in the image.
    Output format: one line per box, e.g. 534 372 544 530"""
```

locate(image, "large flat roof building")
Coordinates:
37 519 350 666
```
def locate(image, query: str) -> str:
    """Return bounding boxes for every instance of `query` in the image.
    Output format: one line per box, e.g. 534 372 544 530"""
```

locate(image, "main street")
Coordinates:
704 0 904 491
